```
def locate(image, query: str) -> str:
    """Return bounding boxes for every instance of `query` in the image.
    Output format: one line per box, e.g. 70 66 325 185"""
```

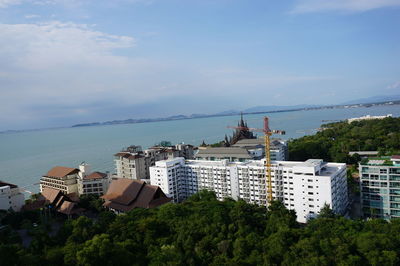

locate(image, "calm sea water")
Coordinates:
1 104 399 193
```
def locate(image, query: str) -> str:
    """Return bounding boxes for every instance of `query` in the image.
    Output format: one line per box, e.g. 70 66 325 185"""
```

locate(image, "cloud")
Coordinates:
0 20 220 129
25 14 41 19
0 20 343 130
387 81 400 90
0 0 21 8
290 0 400 13
0 0 153 8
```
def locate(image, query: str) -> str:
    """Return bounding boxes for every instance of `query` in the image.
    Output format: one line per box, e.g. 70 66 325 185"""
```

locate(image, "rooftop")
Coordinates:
196 147 252 158
45 166 79 178
232 138 284 148
102 178 171 212
361 155 400 166
0 181 18 189
85 171 108 180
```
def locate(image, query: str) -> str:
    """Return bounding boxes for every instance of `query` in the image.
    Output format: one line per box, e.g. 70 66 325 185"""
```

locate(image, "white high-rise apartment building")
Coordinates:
150 158 348 223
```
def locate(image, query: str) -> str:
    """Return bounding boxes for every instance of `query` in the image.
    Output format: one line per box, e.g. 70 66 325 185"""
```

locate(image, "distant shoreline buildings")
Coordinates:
347 114 392 123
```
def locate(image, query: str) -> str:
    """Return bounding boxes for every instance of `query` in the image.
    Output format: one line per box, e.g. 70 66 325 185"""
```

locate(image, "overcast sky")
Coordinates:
0 0 399 130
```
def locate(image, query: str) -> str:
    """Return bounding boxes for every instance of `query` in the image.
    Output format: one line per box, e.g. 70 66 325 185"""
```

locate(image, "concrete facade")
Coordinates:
0 182 25 212
150 157 348 223
359 156 400 219
41 163 110 196
115 144 195 180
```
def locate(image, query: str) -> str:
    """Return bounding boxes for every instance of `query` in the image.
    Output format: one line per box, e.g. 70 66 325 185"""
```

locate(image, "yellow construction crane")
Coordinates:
228 116 285 204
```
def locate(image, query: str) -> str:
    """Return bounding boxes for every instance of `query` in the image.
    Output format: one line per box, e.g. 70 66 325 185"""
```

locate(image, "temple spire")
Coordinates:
240 112 245 127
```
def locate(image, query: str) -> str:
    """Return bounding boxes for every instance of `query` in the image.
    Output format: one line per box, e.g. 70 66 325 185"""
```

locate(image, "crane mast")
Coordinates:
228 116 285 206
264 117 273 202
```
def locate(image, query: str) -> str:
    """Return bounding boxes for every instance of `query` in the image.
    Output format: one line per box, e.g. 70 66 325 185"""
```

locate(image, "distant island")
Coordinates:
71 100 400 128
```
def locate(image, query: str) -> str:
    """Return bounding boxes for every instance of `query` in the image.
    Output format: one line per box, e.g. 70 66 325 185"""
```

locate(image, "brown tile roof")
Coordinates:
45 166 79 178
102 179 145 205
41 187 63 204
65 192 80 202
22 188 83 215
134 185 158 208
102 178 171 212
58 201 76 215
85 172 107 180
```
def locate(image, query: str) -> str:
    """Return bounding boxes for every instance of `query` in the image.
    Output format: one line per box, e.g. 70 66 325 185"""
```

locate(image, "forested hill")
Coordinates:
289 117 400 163
2 191 400 265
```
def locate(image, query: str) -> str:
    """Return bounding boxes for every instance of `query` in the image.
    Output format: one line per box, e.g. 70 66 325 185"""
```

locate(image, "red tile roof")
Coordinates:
45 166 79 178
85 171 107 180
392 155 400 159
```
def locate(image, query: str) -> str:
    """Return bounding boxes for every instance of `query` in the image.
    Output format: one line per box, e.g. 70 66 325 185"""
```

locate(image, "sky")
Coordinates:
0 0 399 130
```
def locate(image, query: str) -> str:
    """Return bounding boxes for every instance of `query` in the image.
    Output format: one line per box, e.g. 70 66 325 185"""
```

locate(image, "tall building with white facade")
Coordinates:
150 158 348 223
359 155 400 219
0 181 25 212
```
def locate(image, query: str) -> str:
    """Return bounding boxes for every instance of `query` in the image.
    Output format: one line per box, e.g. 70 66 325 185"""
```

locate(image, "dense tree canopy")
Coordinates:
1 191 400 265
289 117 400 163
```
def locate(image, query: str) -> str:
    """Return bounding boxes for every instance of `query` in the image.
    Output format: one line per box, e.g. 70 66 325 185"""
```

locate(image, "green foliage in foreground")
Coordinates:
1 191 400 265
289 117 400 163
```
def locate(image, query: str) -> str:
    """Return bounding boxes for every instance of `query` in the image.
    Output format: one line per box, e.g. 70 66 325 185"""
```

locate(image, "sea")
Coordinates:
1 104 399 194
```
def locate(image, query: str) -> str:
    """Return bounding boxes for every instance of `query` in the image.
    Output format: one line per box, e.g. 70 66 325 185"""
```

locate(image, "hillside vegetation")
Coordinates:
289 117 400 163
1 191 400 265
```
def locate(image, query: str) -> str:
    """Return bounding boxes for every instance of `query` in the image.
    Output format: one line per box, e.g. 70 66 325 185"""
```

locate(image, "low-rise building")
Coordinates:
102 178 171 214
23 187 82 216
40 166 80 194
150 157 348 223
77 163 110 196
0 181 25 211
41 163 110 196
359 155 400 219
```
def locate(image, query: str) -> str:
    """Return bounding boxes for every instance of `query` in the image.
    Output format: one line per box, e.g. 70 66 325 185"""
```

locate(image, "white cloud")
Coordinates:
0 0 21 8
0 20 210 129
387 81 400 90
24 14 41 19
291 0 400 13
0 0 153 8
